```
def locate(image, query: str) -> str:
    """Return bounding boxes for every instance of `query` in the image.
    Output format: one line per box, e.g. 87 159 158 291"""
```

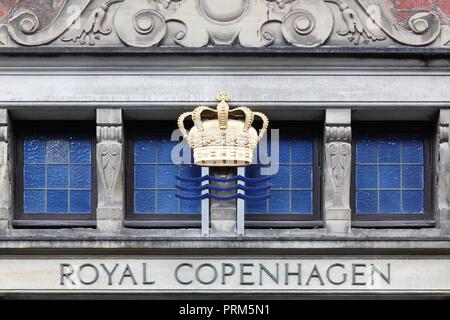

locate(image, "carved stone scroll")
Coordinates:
0 0 448 48
281 0 334 47
114 0 168 47
356 0 441 46
7 0 93 46
324 110 351 234
97 110 123 209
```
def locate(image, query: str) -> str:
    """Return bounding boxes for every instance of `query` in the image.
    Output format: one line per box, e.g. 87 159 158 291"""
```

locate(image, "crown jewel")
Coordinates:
178 93 269 166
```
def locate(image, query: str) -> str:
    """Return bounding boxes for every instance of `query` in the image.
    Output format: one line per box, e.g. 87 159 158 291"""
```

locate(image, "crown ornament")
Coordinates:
178 93 269 166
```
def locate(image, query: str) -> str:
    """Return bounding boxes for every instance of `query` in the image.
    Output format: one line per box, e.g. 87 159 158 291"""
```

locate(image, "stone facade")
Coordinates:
0 0 449 48
0 0 448 298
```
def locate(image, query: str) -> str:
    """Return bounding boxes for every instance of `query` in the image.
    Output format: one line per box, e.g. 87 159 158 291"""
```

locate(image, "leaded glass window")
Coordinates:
245 129 317 216
355 130 430 215
132 132 201 215
22 134 93 215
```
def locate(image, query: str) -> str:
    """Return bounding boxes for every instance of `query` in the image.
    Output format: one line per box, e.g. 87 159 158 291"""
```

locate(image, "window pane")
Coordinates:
133 133 200 214
24 138 45 164
47 165 69 188
70 191 91 213
356 138 377 164
246 133 314 215
22 135 92 215
356 166 377 189
134 190 155 214
355 133 425 214
356 191 377 214
23 190 45 214
379 165 400 189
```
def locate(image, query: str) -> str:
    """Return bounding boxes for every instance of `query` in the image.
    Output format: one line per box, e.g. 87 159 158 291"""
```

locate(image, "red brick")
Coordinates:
396 0 433 10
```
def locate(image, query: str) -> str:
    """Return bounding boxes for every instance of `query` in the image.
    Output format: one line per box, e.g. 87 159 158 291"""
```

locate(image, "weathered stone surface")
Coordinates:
210 167 237 236
324 110 351 234
96 109 124 232
438 110 450 233
0 0 449 48
0 256 448 294
0 109 9 232
97 108 122 125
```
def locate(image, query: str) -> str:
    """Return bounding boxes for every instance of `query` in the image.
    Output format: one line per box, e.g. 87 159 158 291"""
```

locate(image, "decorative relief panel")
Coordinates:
0 0 448 48
324 124 352 210
97 125 122 208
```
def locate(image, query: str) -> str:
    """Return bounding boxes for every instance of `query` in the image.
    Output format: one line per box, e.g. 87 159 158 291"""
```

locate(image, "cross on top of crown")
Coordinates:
216 92 231 102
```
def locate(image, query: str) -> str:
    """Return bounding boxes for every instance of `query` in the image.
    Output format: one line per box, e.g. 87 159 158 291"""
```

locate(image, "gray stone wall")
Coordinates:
0 54 448 247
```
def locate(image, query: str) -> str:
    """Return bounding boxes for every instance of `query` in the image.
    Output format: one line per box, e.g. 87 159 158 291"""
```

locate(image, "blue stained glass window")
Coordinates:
23 134 92 214
245 131 314 215
133 133 201 214
355 133 425 214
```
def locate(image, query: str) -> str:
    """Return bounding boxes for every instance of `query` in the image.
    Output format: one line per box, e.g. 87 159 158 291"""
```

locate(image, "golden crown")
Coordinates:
178 93 269 166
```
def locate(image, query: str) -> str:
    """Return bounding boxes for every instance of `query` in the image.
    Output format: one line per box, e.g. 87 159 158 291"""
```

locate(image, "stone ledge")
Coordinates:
0 239 449 252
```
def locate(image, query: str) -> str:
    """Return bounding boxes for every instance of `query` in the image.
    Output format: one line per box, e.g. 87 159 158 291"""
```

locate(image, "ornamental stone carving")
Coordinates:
324 110 351 211
356 0 441 46
0 0 448 48
281 0 334 47
97 125 123 208
6 0 94 46
62 0 123 46
325 0 386 45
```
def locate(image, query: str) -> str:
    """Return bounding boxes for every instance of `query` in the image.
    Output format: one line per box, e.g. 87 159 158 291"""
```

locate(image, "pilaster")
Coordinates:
0 110 9 234
437 110 450 233
324 109 352 234
209 167 237 237
96 109 124 233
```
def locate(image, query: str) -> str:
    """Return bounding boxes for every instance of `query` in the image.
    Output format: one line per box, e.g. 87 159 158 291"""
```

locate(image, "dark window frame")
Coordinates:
13 121 97 228
351 122 435 228
245 121 323 228
125 121 201 228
